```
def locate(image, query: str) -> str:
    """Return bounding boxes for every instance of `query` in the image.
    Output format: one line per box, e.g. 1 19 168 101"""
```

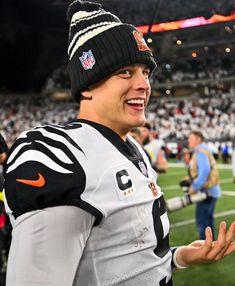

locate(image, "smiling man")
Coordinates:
3 1 235 286
79 64 151 139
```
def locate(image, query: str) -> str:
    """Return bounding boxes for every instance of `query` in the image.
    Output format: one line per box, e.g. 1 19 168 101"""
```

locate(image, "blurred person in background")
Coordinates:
129 127 152 164
176 140 183 162
0 133 9 282
140 122 168 172
3 1 235 286
0 132 8 197
232 142 235 183
0 134 7 166
182 148 191 167
188 130 221 240
221 143 230 164
128 127 143 145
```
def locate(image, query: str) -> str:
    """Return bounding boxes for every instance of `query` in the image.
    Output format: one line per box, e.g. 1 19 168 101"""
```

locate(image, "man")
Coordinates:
0 133 7 165
0 133 9 278
3 1 235 286
0 132 7 203
231 142 235 183
0 133 7 190
128 127 143 145
182 148 191 166
188 130 221 240
140 122 168 172
129 127 152 163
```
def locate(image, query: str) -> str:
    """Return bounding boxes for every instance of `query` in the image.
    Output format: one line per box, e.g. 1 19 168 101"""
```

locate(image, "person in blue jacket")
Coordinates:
188 130 221 240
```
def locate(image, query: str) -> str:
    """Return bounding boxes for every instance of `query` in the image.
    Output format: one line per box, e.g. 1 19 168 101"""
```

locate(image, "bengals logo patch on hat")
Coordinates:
133 30 151 52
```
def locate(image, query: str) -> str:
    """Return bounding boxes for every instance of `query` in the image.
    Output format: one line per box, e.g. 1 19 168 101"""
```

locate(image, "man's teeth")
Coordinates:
126 99 144 105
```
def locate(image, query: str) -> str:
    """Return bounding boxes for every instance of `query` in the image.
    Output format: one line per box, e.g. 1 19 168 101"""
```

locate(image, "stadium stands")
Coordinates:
1 88 234 159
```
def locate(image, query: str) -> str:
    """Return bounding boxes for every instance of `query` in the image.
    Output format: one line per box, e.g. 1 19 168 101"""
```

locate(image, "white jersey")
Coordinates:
4 119 173 286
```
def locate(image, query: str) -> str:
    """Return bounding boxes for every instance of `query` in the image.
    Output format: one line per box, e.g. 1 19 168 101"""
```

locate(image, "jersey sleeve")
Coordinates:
6 206 94 285
4 126 102 223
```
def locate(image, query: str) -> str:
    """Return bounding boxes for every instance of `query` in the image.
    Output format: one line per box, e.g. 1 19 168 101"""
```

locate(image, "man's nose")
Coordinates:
133 70 150 91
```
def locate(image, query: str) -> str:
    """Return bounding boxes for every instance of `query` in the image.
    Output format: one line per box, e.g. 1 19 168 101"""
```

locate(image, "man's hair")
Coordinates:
190 130 204 141
143 122 151 130
129 127 141 136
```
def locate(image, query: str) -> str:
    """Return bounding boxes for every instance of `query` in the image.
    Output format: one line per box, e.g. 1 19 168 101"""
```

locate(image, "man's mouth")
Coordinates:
126 99 145 108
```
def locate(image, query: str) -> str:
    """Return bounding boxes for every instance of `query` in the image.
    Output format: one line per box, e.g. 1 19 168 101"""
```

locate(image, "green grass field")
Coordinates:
157 163 235 286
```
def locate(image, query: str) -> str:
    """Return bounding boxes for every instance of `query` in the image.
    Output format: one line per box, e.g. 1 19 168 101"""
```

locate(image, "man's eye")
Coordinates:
119 70 131 76
143 70 150 79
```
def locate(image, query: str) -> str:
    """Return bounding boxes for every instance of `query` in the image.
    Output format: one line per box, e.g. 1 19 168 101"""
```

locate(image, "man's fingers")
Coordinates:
223 241 235 257
218 222 235 259
208 221 235 261
225 221 235 242
204 227 213 250
182 222 235 265
206 222 227 260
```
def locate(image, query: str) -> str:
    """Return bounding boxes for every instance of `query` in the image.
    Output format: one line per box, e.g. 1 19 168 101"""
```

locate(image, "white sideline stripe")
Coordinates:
168 163 232 169
164 171 183 176
222 191 235 196
171 209 235 228
220 178 234 183
162 178 233 191
163 185 181 191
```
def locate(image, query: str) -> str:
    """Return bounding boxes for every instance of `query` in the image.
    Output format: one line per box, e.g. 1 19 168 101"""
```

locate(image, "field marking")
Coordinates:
222 191 235 196
162 178 233 191
162 185 181 191
163 171 184 177
171 209 235 228
220 178 234 183
168 163 233 170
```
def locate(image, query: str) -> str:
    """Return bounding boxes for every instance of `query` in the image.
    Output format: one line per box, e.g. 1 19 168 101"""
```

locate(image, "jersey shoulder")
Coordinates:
4 123 91 219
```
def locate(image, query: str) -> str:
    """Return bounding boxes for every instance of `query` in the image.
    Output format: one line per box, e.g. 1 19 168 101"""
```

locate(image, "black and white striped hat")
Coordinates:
67 0 157 102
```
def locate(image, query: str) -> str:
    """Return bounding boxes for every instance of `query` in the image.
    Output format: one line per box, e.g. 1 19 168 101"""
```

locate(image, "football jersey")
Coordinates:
4 119 173 286
144 139 165 165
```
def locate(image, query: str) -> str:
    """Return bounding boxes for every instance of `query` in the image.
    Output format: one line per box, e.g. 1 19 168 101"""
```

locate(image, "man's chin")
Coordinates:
134 116 146 127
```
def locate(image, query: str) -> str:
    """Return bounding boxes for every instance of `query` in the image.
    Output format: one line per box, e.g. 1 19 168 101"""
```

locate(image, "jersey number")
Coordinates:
152 195 170 258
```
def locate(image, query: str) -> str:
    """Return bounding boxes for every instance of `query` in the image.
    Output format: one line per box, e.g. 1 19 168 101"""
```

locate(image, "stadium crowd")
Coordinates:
1 96 77 148
146 90 235 141
153 56 235 84
1 89 235 154
44 54 235 93
99 0 233 26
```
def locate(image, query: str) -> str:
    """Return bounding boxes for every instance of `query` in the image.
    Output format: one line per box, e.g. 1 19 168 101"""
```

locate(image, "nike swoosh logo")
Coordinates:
16 172 46 187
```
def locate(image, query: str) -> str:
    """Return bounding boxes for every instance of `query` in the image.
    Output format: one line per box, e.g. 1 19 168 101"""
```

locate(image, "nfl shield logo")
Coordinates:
79 50 96 70
138 160 148 177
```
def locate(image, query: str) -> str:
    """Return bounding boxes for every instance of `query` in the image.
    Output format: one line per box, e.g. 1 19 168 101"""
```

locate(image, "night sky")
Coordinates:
1 0 234 93
1 0 69 93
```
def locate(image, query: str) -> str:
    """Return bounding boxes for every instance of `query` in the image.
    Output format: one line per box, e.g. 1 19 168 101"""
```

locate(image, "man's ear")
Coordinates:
81 89 92 100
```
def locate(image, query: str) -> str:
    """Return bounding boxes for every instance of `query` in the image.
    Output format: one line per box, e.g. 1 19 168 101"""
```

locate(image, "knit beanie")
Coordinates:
67 0 157 102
